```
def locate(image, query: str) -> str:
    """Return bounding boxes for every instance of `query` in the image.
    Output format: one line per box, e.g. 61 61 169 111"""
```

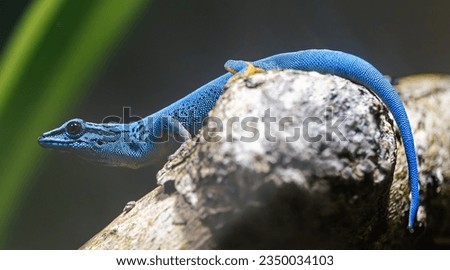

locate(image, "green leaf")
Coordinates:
0 0 151 247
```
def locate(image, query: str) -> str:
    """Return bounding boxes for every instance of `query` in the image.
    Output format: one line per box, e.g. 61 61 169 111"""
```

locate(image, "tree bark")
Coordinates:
80 71 450 249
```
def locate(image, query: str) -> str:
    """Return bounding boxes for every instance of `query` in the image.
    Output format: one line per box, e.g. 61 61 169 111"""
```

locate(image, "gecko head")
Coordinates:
38 118 88 148
38 118 182 169
38 118 132 167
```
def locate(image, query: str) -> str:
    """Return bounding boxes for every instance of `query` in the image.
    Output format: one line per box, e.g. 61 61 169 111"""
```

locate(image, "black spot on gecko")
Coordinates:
128 142 141 152
136 125 145 137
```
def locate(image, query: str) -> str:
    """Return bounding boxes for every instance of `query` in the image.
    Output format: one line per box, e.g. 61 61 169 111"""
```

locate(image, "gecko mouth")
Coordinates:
37 136 73 149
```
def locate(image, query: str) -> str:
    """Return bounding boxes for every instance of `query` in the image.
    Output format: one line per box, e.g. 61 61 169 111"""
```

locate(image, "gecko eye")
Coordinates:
66 121 83 136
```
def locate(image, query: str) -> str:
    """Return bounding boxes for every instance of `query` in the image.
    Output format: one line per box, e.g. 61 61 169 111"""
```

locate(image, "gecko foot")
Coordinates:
123 201 136 214
224 60 265 82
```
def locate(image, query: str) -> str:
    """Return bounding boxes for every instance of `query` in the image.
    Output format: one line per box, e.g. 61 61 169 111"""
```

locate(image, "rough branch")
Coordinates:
81 71 450 249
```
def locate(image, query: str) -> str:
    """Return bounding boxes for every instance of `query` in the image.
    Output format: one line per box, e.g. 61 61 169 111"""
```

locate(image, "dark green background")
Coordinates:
1 0 449 249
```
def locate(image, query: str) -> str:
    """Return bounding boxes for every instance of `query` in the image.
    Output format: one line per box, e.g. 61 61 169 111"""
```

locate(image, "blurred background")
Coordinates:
0 0 448 249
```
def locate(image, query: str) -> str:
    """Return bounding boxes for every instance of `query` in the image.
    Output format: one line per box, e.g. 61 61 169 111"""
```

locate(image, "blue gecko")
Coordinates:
38 49 420 232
